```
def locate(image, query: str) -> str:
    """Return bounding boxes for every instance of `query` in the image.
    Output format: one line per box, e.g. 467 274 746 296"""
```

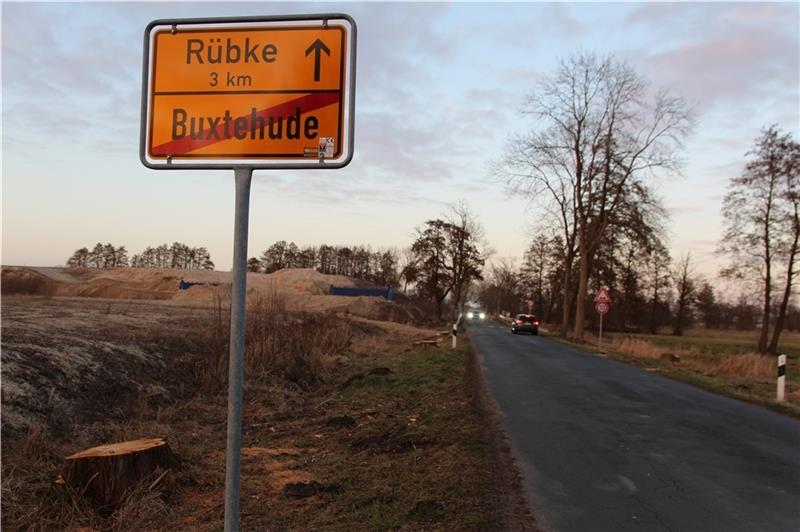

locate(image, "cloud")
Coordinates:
643 33 797 105
624 3 798 110
542 3 587 38
344 3 456 109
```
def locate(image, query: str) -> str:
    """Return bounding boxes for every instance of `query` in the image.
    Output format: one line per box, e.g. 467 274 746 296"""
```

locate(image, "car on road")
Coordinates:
466 308 487 320
511 314 539 335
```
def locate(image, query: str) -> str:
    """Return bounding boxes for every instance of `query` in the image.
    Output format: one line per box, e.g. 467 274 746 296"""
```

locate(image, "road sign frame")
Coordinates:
139 13 357 170
594 286 612 304
595 302 610 315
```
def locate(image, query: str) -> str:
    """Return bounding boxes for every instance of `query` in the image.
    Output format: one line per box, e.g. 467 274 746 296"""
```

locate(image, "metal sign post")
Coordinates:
139 14 356 531
595 301 610 351
224 167 252 530
594 287 612 352
599 310 604 351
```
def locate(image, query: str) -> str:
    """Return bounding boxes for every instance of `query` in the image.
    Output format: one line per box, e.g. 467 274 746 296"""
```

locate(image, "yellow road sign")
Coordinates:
140 15 356 169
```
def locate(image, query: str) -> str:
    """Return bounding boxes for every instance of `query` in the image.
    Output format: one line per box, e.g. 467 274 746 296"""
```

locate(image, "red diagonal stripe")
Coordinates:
151 92 340 156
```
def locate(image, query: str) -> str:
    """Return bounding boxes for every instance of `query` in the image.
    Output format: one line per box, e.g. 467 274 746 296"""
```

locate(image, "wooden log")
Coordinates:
64 438 175 507
412 339 440 347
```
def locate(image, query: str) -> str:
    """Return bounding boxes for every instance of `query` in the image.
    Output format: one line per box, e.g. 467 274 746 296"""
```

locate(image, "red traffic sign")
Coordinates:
527 299 534 308
594 286 612 304
595 302 610 315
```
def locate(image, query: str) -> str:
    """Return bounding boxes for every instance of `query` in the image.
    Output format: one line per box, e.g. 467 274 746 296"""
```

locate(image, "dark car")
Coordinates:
511 314 539 335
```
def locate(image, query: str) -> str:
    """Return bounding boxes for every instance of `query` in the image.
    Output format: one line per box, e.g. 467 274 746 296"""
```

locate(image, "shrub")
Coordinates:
197 290 353 390
1 270 56 296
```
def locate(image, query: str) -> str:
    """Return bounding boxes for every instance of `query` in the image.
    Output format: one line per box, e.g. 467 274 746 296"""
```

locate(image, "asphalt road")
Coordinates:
468 319 800 532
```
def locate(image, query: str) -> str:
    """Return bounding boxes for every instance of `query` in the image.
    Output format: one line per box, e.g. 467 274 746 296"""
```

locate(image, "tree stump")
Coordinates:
63 438 175 507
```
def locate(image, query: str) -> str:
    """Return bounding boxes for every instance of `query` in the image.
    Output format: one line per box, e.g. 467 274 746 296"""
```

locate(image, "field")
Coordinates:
1 269 533 530
580 327 800 417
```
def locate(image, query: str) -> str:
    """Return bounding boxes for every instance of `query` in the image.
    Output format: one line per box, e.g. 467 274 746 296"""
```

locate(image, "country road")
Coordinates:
468 319 800 532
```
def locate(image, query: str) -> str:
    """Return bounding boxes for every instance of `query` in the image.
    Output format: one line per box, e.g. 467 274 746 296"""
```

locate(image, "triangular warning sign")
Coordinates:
594 286 612 304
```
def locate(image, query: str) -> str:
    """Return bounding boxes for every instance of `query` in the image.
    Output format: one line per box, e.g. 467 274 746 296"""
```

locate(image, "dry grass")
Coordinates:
1 269 56 296
610 337 700 359
591 329 800 416
195 291 354 391
712 353 776 379
3 295 493 530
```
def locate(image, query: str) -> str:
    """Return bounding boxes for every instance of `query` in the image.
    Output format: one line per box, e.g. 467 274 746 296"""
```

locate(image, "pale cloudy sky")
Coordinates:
2 1 798 276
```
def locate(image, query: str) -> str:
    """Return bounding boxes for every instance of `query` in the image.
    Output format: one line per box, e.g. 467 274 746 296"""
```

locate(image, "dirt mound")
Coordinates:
1 297 433 441
2 266 410 322
1 298 180 440
266 268 366 295
2 267 57 296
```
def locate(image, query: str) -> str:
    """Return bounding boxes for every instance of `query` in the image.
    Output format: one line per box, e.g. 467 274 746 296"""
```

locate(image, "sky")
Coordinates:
2 1 799 279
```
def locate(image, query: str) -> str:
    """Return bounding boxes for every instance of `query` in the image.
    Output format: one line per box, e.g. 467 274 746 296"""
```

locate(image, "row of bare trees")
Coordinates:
66 242 214 270
131 243 214 270
248 241 400 287
247 204 489 323
494 52 694 341
66 243 129 268
491 51 798 354
719 126 799 353
479 246 800 336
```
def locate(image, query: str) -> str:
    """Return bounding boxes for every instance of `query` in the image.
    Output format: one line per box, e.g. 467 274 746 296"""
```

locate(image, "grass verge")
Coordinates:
229 344 500 530
541 326 800 418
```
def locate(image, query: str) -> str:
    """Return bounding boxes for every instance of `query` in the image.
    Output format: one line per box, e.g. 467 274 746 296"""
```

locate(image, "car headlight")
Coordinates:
479 312 486 319
467 312 474 319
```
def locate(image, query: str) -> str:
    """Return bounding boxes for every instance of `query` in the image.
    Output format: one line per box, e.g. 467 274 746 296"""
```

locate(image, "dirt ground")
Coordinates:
1 286 533 530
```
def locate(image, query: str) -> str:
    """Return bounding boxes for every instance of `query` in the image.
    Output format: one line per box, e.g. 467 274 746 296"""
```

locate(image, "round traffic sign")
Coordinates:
595 302 610 315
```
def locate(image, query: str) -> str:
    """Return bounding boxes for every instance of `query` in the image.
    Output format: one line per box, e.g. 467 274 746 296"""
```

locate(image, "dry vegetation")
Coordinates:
580 328 800 415
1 274 513 529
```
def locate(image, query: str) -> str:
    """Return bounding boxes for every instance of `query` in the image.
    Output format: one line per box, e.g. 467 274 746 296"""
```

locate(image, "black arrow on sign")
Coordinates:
305 39 330 82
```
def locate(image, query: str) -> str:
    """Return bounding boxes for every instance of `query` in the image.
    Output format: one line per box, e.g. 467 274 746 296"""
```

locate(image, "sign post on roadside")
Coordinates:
594 287 611 351
140 14 356 531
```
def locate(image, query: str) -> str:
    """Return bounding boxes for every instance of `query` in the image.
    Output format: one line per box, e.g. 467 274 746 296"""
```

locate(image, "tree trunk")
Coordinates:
649 269 660 335
452 286 462 323
573 244 590 341
559 260 572 337
758 267 771 353
768 223 798 353
64 438 175 508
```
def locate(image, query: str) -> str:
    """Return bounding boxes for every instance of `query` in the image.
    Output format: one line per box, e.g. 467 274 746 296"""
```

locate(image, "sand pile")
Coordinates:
2 267 412 323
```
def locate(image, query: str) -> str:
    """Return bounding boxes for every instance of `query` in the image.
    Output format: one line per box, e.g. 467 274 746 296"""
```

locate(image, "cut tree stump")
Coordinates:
64 438 175 507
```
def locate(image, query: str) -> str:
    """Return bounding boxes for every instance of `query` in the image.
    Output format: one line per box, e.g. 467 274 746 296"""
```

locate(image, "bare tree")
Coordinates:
768 129 800 353
247 257 262 272
520 234 556 316
721 126 799 353
411 211 486 322
672 254 696 336
490 258 521 315
398 247 419 294
66 247 90 268
496 52 693 340
444 202 490 322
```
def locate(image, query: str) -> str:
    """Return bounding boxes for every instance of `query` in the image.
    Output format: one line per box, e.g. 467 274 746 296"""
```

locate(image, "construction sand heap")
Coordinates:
2 266 412 323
